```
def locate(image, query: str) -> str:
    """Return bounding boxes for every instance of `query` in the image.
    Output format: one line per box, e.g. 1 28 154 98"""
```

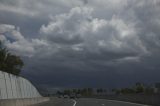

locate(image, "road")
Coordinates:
32 98 150 106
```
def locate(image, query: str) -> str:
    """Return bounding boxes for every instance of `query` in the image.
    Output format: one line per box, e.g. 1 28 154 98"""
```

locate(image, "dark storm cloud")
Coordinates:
0 0 160 88
79 0 88 5
0 10 48 38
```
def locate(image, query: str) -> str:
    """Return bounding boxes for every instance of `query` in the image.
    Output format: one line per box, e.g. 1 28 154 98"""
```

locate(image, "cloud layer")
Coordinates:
0 0 160 88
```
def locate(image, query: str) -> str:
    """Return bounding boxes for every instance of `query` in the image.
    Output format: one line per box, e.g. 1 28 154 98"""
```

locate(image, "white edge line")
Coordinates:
105 99 151 106
72 99 77 106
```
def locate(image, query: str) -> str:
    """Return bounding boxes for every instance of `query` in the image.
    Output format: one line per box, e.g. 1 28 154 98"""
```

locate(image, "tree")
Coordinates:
56 91 62 95
145 86 154 94
81 88 88 96
87 88 93 96
121 88 135 94
72 89 77 94
97 88 103 94
135 82 145 93
64 89 71 95
112 89 121 95
0 41 24 75
77 89 81 94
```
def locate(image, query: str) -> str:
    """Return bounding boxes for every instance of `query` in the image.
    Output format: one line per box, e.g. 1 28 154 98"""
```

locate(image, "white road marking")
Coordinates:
72 99 77 106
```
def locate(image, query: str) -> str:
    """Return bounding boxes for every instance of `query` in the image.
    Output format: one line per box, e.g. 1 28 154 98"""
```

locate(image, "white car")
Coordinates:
63 95 69 98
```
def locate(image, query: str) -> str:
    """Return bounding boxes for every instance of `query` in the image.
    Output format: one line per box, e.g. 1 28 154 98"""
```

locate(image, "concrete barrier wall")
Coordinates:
0 70 41 99
0 70 50 106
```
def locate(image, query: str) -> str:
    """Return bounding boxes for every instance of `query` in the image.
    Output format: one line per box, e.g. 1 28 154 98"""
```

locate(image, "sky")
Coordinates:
0 0 160 89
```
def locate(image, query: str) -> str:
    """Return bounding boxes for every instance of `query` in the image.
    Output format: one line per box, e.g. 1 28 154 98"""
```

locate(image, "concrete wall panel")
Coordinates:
1 89 7 99
0 79 6 89
11 76 17 98
0 71 4 79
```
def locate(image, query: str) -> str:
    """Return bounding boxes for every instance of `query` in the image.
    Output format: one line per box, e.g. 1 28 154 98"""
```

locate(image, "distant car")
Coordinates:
69 94 76 99
58 95 63 98
63 95 69 98
76 94 81 98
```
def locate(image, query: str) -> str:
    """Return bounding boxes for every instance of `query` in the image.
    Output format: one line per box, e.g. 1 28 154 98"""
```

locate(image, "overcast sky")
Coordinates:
0 0 160 89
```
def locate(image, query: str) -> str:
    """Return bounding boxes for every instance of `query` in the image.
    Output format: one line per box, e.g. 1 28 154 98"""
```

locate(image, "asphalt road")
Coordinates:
33 98 150 106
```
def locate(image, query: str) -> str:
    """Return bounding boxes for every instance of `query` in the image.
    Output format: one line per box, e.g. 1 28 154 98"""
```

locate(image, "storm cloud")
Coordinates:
0 0 160 88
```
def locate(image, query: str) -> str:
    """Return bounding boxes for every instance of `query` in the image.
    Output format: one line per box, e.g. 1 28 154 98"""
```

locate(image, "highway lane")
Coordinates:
76 98 149 106
32 98 74 106
33 98 150 106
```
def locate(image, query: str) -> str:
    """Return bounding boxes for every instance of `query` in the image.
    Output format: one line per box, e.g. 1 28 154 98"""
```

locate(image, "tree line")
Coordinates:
112 82 155 95
56 88 107 96
56 82 156 97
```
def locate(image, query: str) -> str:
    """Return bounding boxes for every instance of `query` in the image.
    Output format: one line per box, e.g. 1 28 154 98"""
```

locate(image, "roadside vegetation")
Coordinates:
56 88 95 97
0 41 24 75
53 82 159 98
112 82 155 95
